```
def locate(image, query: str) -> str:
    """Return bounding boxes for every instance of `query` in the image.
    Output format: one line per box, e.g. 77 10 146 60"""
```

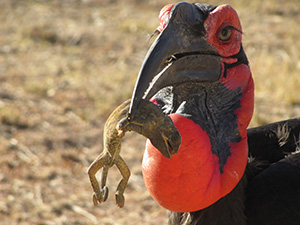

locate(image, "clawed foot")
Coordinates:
92 186 109 206
115 191 125 208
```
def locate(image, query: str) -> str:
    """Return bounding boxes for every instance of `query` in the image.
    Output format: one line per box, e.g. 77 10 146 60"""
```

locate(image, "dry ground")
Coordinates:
0 0 299 224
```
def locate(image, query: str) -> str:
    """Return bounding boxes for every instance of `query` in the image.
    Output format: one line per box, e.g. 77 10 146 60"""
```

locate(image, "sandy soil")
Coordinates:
0 0 299 224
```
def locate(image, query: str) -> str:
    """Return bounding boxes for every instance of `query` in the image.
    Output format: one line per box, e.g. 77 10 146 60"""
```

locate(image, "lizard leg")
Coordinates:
87 152 111 206
114 155 131 208
100 166 109 202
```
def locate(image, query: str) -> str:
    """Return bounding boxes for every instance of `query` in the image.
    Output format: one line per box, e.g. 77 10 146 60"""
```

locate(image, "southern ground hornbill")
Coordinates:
123 2 300 225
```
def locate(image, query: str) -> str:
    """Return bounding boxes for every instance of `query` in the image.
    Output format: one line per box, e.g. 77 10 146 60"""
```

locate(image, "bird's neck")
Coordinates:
172 82 244 173
143 65 254 212
142 113 249 212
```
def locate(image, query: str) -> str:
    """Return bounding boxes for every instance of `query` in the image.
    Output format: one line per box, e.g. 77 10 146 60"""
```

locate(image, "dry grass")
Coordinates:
0 0 299 224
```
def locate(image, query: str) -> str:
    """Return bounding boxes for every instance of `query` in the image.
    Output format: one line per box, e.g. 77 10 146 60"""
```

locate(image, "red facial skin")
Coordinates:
142 5 254 212
157 4 174 33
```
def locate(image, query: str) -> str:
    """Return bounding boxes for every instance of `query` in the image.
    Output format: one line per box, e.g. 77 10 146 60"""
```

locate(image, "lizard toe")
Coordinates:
102 186 109 202
115 192 125 208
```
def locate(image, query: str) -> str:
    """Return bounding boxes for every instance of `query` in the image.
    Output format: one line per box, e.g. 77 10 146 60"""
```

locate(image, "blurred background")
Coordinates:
0 0 299 224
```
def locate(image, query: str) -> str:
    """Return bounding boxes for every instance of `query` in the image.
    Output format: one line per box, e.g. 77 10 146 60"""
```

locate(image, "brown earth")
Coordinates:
0 0 299 224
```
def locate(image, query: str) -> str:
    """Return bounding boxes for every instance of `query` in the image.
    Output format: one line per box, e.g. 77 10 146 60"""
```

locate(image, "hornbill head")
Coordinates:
129 2 254 212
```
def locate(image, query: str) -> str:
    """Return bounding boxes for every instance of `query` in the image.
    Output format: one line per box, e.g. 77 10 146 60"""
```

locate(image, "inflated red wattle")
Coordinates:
142 114 248 212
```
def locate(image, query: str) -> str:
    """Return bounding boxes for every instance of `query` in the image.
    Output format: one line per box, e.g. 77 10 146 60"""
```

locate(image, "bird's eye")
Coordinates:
219 27 232 41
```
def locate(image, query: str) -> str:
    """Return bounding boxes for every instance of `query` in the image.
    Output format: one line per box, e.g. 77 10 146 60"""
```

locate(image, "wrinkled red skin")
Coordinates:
142 5 254 212
157 4 173 33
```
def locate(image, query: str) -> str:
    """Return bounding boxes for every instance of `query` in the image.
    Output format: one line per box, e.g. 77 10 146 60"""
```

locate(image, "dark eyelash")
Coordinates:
225 25 243 34
149 30 160 41
147 30 160 44
152 30 160 37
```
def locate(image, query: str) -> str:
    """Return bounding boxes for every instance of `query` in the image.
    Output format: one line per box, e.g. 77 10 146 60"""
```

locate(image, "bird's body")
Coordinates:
117 2 300 224
245 119 300 225
168 119 300 225
140 2 255 214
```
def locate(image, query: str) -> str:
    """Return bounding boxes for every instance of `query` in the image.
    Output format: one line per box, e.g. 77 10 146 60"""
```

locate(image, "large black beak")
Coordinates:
129 2 221 118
